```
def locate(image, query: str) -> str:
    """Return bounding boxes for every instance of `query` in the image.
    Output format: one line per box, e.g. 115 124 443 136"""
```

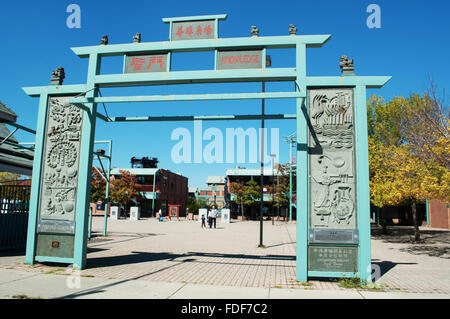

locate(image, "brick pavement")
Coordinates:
1 217 449 294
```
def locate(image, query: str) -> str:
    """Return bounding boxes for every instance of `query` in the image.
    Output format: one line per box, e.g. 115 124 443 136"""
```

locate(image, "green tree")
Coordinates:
187 197 205 214
90 167 106 203
229 182 245 219
242 180 261 209
274 164 291 209
110 170 141 215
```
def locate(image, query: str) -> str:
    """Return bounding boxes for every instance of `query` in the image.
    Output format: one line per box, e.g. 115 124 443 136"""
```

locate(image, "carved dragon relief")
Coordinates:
39 96 83 220
309 89 356 229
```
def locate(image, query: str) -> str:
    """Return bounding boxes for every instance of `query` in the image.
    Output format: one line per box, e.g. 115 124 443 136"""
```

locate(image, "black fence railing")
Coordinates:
0 185 31 250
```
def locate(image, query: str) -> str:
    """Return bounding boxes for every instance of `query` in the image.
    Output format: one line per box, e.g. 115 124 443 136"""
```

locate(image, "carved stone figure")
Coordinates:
339 55 354 75
50 67 65 85
100 34 108 45
251 26 259 37
133 33 141 43
289 24 298 35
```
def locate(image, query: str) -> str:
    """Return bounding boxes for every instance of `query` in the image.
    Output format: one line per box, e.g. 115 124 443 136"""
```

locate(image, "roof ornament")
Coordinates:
50 67 65 85
339 55 354 75
251 26 259 37
289 24 298 35
100 34 108 45
133 33 141 43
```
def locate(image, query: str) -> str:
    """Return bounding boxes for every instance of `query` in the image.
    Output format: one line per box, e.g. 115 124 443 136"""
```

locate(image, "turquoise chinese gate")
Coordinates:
23 14 390 283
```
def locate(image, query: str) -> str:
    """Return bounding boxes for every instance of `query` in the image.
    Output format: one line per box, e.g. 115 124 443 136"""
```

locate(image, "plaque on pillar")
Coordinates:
309 228 358 244
308 245 358 272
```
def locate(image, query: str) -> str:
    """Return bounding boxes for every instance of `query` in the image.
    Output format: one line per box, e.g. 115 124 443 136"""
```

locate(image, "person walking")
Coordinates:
201 212 206 228
209 205 218 229
207 208 211 228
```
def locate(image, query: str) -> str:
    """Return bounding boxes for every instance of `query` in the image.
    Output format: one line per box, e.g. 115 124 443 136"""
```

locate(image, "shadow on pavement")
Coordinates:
371 225 450 245
371 260 417 278
86 251 296 269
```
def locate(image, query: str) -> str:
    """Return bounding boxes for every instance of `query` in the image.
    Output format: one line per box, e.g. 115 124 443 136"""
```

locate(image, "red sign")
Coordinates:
217 50 263 70
125 54 167 73
171 20 215 41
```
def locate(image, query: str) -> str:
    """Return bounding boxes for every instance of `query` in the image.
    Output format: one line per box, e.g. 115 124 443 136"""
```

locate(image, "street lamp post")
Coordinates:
270 154 276 225
284 134 296 222
259 81 265 248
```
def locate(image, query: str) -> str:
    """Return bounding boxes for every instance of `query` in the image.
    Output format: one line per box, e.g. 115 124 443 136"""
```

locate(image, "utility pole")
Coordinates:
284 134 296 222
259 56 271 247
259 81 265 247
270 154 276 225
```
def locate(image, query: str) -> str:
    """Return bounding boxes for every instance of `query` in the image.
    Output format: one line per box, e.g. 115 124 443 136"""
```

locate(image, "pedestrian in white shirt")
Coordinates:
209 205 218 229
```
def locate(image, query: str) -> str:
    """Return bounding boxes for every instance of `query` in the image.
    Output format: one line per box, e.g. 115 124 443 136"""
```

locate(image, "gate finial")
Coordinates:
289 24 298 35
133 33 141 43
50 67 65 85
339 55 354 75
251 26 259 37
100 35 109 45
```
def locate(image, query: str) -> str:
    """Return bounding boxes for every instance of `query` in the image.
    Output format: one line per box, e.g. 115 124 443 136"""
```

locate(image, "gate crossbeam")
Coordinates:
70 34 331 58
70 91 303 104
108 114 296 122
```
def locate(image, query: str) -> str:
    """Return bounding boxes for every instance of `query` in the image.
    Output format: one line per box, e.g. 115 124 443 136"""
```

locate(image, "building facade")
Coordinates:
109 168 188 218
197 176 226 209
226 167 284 220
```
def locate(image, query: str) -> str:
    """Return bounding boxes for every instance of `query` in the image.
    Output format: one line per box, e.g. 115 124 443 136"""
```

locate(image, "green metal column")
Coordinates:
88 206 93 239
296 42 308 282
289 139 293 222
73 53 101 269
354 84 372 283
152 169 159 217
103 140 112 236
25 92 49 265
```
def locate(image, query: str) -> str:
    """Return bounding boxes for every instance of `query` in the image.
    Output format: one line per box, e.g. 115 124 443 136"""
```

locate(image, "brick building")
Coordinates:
197 176 226 209
109 168 188 218
226 167 283 220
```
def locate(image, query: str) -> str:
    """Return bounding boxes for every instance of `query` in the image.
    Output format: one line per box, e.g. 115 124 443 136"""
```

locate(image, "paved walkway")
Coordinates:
0 217 449 298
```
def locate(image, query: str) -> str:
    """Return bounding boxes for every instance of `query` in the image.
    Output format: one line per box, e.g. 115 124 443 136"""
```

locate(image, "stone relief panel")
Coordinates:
308 88 356 230
38 96 83 222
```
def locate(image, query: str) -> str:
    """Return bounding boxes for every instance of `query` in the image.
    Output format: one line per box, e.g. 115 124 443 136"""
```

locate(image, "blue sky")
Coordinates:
1 0 449 189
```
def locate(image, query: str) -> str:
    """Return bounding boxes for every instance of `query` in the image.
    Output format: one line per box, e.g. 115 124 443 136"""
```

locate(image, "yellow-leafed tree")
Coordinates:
368 85 449 241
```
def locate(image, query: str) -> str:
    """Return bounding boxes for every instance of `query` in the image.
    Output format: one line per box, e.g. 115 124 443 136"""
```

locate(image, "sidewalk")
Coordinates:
0 268 448 299
0 218 449 298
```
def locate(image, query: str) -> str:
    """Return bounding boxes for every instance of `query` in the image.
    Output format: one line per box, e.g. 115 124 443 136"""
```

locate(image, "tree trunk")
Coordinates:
412 200 420 242
241 198 244 220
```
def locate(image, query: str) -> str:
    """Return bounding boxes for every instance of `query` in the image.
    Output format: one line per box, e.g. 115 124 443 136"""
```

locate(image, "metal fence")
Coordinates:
0 185 31 250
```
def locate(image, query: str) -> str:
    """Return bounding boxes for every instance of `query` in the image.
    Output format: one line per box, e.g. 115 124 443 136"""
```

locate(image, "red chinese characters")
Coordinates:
185 25 193 38
173 22 214 39
203 25 212 36
130 57 146 71
148 56 164 70
127 55 166 73
176 26 184 38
